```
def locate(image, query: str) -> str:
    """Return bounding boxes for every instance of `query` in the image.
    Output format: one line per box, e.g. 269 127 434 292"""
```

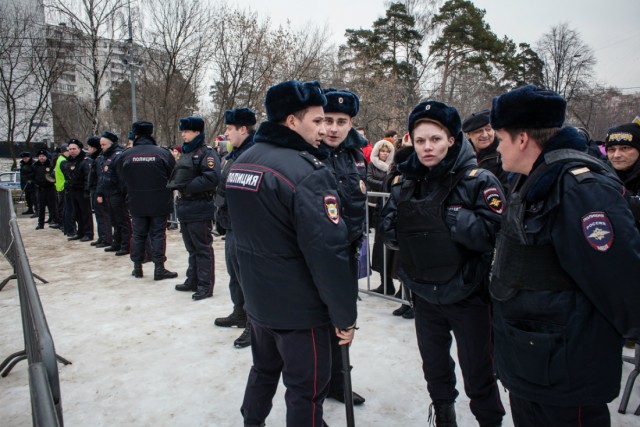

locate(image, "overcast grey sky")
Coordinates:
232 0 640 91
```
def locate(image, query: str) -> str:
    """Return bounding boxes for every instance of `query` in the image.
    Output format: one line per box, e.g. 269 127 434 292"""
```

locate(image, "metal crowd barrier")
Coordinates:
360 190 410 306
0 187 71 426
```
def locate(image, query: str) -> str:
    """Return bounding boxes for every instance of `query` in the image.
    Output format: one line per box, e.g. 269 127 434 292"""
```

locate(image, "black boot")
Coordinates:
244 423 265 427
214 306 247 328
154 263 178 281
132 263 143 278
192 287 213 301
175 281 197 292
392 304 411 316
234 323 251 348
428 403 457 427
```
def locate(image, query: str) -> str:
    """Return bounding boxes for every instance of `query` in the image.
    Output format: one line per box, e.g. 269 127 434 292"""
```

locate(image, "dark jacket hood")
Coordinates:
254 121 328 160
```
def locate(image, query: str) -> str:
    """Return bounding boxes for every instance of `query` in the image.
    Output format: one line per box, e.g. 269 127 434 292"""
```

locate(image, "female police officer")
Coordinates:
380 100 505 427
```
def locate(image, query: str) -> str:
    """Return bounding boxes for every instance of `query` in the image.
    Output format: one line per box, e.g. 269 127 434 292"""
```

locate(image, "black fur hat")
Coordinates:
462 109 491 133
87 136 101 149
408 100 461 139
101 131 118 143
68 138 83 149
606 123 640 151
132 120 154 136
323 88 360 117
178 116 205 132
491 85 566 130
127 131 135 141
36 148 49 157
265 80 327 122
20 151 31 157
224 108 257 126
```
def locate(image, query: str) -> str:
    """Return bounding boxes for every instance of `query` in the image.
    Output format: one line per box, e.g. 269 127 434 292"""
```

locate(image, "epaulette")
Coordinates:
299 151 324 169
392 175 404 186
467 168 479 177
568 166 594 183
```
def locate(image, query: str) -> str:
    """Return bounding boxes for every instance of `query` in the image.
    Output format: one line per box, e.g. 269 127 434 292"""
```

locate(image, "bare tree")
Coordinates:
45 0 128 133
138 0 218 146
537 22 596 102
0 2 65 167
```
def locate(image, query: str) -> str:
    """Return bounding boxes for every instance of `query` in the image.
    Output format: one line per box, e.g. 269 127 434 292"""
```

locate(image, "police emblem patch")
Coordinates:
324 195 340 224
582 212 613 252
483 187 504 214
206 156 215 169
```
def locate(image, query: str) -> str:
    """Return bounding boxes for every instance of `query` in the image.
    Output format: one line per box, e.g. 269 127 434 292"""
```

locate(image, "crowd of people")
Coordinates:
15 80 640 427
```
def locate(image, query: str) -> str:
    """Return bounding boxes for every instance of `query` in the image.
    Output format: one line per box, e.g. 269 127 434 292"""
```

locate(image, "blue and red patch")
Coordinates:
324 195 340 224
581 212 613 252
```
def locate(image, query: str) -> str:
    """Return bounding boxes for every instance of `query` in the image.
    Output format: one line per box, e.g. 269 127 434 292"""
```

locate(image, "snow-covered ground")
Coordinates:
0 205 638 426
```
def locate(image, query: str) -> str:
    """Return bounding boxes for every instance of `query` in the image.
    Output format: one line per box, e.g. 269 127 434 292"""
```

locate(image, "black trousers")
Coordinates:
69 190 93 238
181 220 214 293
224 230 244 308
131 216 167 263
107 193 131 250
414 293 505 426
241 322 332 427
92 191 111 243
37 187 58 226
509 393 610 427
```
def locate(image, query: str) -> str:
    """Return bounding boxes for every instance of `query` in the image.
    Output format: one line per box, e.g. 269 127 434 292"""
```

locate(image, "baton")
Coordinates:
340 344 355 427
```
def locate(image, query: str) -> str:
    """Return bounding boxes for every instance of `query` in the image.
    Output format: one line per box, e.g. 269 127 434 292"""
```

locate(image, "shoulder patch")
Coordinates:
299 151 324 169
324 195 340 224
226 169 263 192
568 166 594 183
582 212 613 252
206 156 216 169
483 187 504 214
570 167 590 175
468 168 479 177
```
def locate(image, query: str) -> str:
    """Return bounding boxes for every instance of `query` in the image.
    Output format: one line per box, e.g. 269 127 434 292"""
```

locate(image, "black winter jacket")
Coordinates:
63 151 92 193
490 127 640 406
96 144 125 197
215 132 256 230
226 121 357 330
19 158 36 190
33 159 55 189
381 137 506 304
614 157 640 225
118 136 176 217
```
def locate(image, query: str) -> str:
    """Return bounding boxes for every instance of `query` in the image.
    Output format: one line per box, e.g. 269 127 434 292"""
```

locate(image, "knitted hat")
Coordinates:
178 116 205 132
605 123 640 151
408 100 461 139
132 120 154 136
323 88 359 117
491 85 566 130
265 80 326 122
224 108 257 126
462 109 491 133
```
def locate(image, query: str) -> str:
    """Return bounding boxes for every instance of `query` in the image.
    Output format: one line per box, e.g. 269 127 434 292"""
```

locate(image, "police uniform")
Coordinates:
63 141 94 241
381 101 505 426
119 122 177 280
87 136 111 247
319 89 369 406
167 116 221 300
226 80 357 427
33 150 59 229
96 140 130 254
19 152 37 214
489 86 640 427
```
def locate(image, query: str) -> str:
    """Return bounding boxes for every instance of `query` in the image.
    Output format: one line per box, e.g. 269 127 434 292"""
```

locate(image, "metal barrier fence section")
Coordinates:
0 187 68 426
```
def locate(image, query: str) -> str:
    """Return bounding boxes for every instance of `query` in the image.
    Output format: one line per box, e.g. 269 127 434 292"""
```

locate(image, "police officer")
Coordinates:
64 139 94 242
226 80 357 427
119 120 178 280
96 132 130 255
320 88 368 407
54 144 74 235
86 136 111 247
19 151 37 215
605 122 640 226
33 149 59 230
489 85 640 427
380 100 506 426
167 116 220 301
213 108 256 348
461 108 509 188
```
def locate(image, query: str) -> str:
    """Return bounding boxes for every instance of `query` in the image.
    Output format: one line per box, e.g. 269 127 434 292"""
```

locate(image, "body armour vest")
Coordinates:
490 149 615 302
167 146 205 191
396 169 469 284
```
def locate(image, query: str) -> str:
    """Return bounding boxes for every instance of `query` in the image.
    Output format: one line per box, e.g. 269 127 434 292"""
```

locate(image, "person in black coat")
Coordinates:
86 136 112 247
381 100 506 427
226 80 357 427
118 121 177 280
490 85 640 427
63 139 94 241
167 116 221 301
320 88 368 407
33 149 59 229
213 108 256 348
605 122 640 227
19 151 37 215
96 132 130 255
